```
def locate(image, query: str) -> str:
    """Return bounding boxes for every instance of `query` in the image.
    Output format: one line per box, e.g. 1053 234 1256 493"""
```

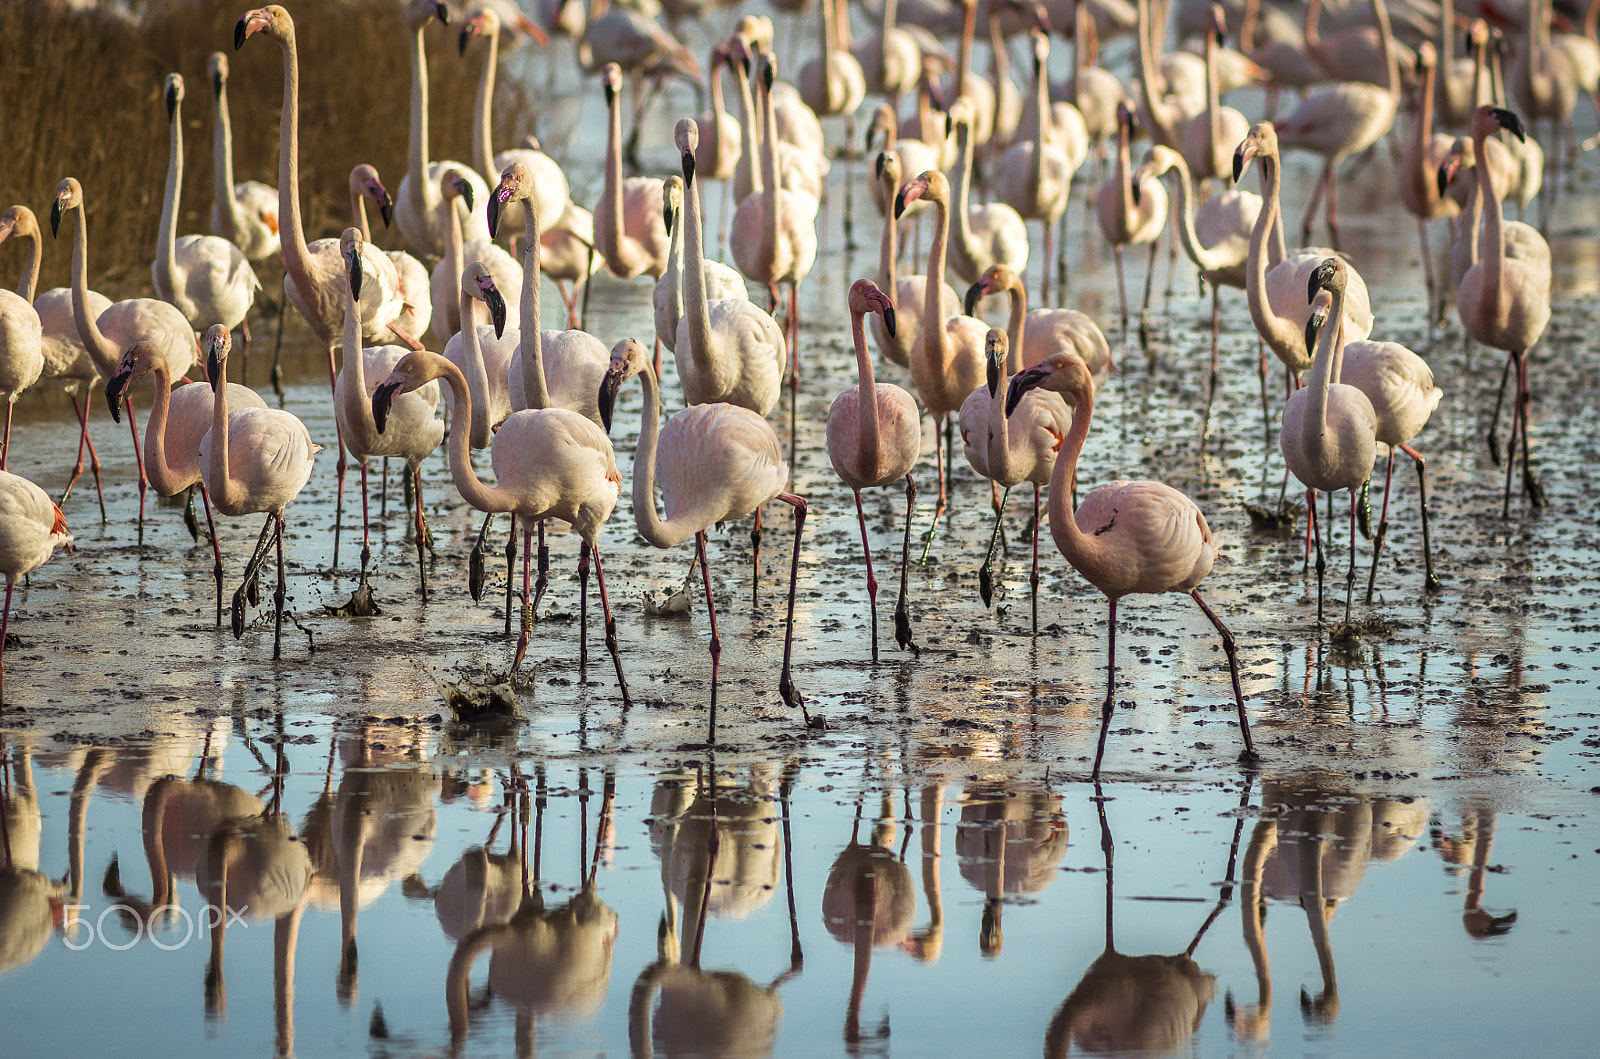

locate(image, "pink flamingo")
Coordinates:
827 279 921 663
595 63 671 283
1007 352 1257 779
0 471 70 702
0 216 43 471
207 52 279 265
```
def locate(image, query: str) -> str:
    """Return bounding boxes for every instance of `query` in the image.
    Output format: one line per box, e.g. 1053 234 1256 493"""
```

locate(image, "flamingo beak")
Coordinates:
106 368 130 421
882 304 896 338
1131 176 1142 207
682 148 696 188
50 198 63 237
206 343 225 394
378 191 394 228
597 370 623 433
1006 363 1049 416
348 247 363 301
485 285 507 339
372 380 400 433
964 279 985 317
1305 309 1327 352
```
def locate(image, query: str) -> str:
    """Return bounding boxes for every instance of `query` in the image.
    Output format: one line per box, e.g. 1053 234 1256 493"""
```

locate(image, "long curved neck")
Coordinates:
459 288 494 442
1244 152 1302 359
208 361 243 510
734 61 762 193
1439 0 1456 64
1047 381 1098 568
438 352 513 511
1030 52 1049 161
683 172 716 374
709 59 727 137
405 19 434 233
987 356 1015 482
1303 287 1347 448
1166 157 1223 273
472 32 500 187
1305 0 1325 50
922 193 951 371
1071 0 1087 107
1373 0 1399 100
156 96 183 303
350 182 372 242
1414 60 1438 200
880 0 898 62
443 195 465 328
878 172 899 303
142 362 185 495
1135 0 1176 144
1003 283 1025 374
65 203 118 376
1460 158 1483 265
600 86 626 263
1205 24 1222 159
851 307 881 473
212 81 242 243
629 359 676 548
14 225 39 302
517 193 549 408
1474 128 1505 310
273 32 312 291
950 121 980 257
341 264 369 421
1240 0 1260 52
1116 123 1136 220
958 1 976 92
758 73 781 264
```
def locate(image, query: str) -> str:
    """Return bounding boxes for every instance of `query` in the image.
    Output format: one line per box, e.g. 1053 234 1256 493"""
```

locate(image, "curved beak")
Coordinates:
682 148 696 187
457 180 474 213
1232 142 1253 183
1491 106 1526 142
1131 176 1142 207
963 279 985 318
206 343 225 393
487 187 506 239
347 246 363 301
433 2 450 25
485 285 507 338
165 81 180 122
1304 309 1326 352
1005 363 1049 416
882 304 896 338
597 369 623 433
1436 156 1458 198
50 198 63 238
372 380 400 434
378 191 394 229
106 368 131 421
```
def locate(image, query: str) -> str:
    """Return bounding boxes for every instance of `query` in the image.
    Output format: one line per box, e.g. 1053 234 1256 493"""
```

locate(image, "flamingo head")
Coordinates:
464 262 507 339
1134 146 1177 195
1307 256 1346 304
602 63 622 102
1031 28 1049 72
675 119 699 184
234 6 287 50
946 94 974 130
50 178 83 239
1435 138 1468 197
402 0 449 30
1232 122 1276 184
1478 105 1526 143
757 52 778 93
1468 18 1489 51
489 162 531 237
458 8 498 55
875 150 901 190
441 168 475 211
1305 290 1332 352
352 165 394 229
735 14 774 54
106 341 161 421
164 73 184 122
340 227 365 301
1210 3 1228 41
0 205 31 246
208 52 228 96
204 325 232 395
597 339 650 434
984 328 1008 397
894 171 944 219
1006 352 1093 416
849 279 895 338
1416 40 1436 72
726 35 752 77
661 175 683 237
373 352 444 434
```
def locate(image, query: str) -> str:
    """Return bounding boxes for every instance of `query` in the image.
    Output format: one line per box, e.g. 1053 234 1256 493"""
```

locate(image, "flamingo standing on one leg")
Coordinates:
827 279 920 663
0 471 71 703
598 338 813 743
1006 352 1259 779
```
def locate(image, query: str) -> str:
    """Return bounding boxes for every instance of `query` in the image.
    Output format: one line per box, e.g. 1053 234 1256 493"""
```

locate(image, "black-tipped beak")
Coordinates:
165 82 179 122
986 343 1001 397
372 381 399 433
1232 146 1246 183
1304 310 1325 352
106 371 129 421
1436 161 1451 197
486 191 504 238
883 305 896 338
433 2 449 24
663 199 675 237
211 67 224 97
458 28 471 55
1492 106 1526 142
604 79 616 105
597 370 623 433
1005 364 1047 416
1308 259 1339 302
682 149 696 187
964 280 984 317
50 200 63 238
893 188 909 219
348 248 363 301
234 17 248 50
486 286 507 338
207 345 224 393
1131 177 1142 207
458 181 474 213
379 193 394 228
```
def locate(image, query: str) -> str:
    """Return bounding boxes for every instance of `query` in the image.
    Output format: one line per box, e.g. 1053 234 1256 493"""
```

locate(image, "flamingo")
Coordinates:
798 0 867 131
336 229 445 597
959 325 1071 634
854 0 924 106
348 164 433 350
731 53 819 362
579 0 703 167
153 74 261 373
654 174 748 361
196 325 319 660
1281 260 1377 625
206 52 279 264
1181 5 1251 187
1135 145 1261 410
727 34 828 204
1061 0 1125 180
1133 0 1202 152
1304 0 1416 85
1006 352 1258 779
486 162 613 621
1434 0 1479 127
0 471 70 702
429 169 521 348
870 151 959 371
1096 100 1169 329
944 96 1030 287
1398 41 1461 330
235 4 421 414
1439 135 1549 296
1452 106 1551 515
964 263 1113 384
0 205 110 515
372 341 629 696
104 340 268 625
1272 0 1401 248
1509 0 1578 219
51 176 197 543
598 338 812 742
1236 0 1325 112
896 170 987 525
995 29 1075 305
674 120 787 415
827 279 920 662
864 104 942 223
394 0 491 259
594 63 671 282
0 219 43 471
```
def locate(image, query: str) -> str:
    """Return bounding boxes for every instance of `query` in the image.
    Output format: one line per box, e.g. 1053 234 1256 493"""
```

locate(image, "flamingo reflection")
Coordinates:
1432 803 1517 940
955 778 1067 956
1 738 68 976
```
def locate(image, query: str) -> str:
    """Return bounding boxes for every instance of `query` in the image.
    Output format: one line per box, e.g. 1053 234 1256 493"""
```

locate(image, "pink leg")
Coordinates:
513 523 534 668
1365 450 1397 603
412 466 429 600
358 461 371 575
125 400 148 546
696 530 722 745
591 544 629 704
852 489 880 662
0 578 12 704
200 483 224 627
774 492 811 723
1325 163 1342 252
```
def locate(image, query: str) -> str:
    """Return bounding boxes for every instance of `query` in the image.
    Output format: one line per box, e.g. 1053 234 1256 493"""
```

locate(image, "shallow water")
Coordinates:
4 22 1600 1058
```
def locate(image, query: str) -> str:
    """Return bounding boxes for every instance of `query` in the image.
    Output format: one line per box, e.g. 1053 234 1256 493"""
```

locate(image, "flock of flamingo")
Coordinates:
0 0 1586 777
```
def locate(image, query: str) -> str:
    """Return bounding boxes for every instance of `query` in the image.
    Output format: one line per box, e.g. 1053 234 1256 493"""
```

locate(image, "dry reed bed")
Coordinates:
0 0 535 299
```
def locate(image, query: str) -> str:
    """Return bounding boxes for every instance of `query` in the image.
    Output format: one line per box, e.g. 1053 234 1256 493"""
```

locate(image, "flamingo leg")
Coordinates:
358 460 371 576
268 290 286 400
1204 285 1220 432
1030 484 1041 637
1058 204 1071 294
1190 589 1257 766
1112 244 1128 331
978 486 1010 608
894 475 917 653
503 512 517 636
1309 487 1326 623
1486 351 1513 465
1042 218 1054 306
1300 163 1329 246
413 466 430 601
200 482 224 627
1365 450 1397 603
1092 597 1119 781
852 490 880 663
775 492 811 725
272 512 286 661
1401 443 1440 594
751 505 763 606
592 544 630 706
513 522 534 668
578 541 591 672
469 511 495 602
1325 162 1343 252
530 520 549 616
0 577 13 703
62 393 106 523
1417 218 1437 334
696 530 722 745
920 416 948 564
788 280 801 381
1257 336 1271 448
231 513 275 640
1517 350 1545 507
1344 488 1358 625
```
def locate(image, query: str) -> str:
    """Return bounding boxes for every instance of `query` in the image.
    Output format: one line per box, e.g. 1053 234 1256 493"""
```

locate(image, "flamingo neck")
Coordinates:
405 20 434 233
471 31 500 187
1473 127 1505 309
880 0 898 64
957 0 976 93
709 59 727 141
208 356 243 510
1240 0 1260 53
818 0 836 98
1166 155 1223 274
1047 379 1099 574
600 84 626 265
733 61 762 194
1304 0 1325 49
1003 282 1026 374
1460 161 1483 266
1373 0 1399 100
443 194 465 333
517 192 549 409
155 95 183 306
1030 51 1049 159
1135 0 1172 143
212 80 241 244
1439 0 1457 64
142 781 174 907
850 306 882 473
922 193 952 371
339 261 369 430
350 181 372 242
13 222 39 302
437 352 513 513
273 30 312 293
65 203 118 377
1244 151 1303 364
1302 284 1348 450
1205 24 1222 163
949 121 980 264
628 357 677 548
682 169 717 376
1117 123 1136 220
458 287 494 447
878 172 899 304
758 71 781 265
142 362 187 495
